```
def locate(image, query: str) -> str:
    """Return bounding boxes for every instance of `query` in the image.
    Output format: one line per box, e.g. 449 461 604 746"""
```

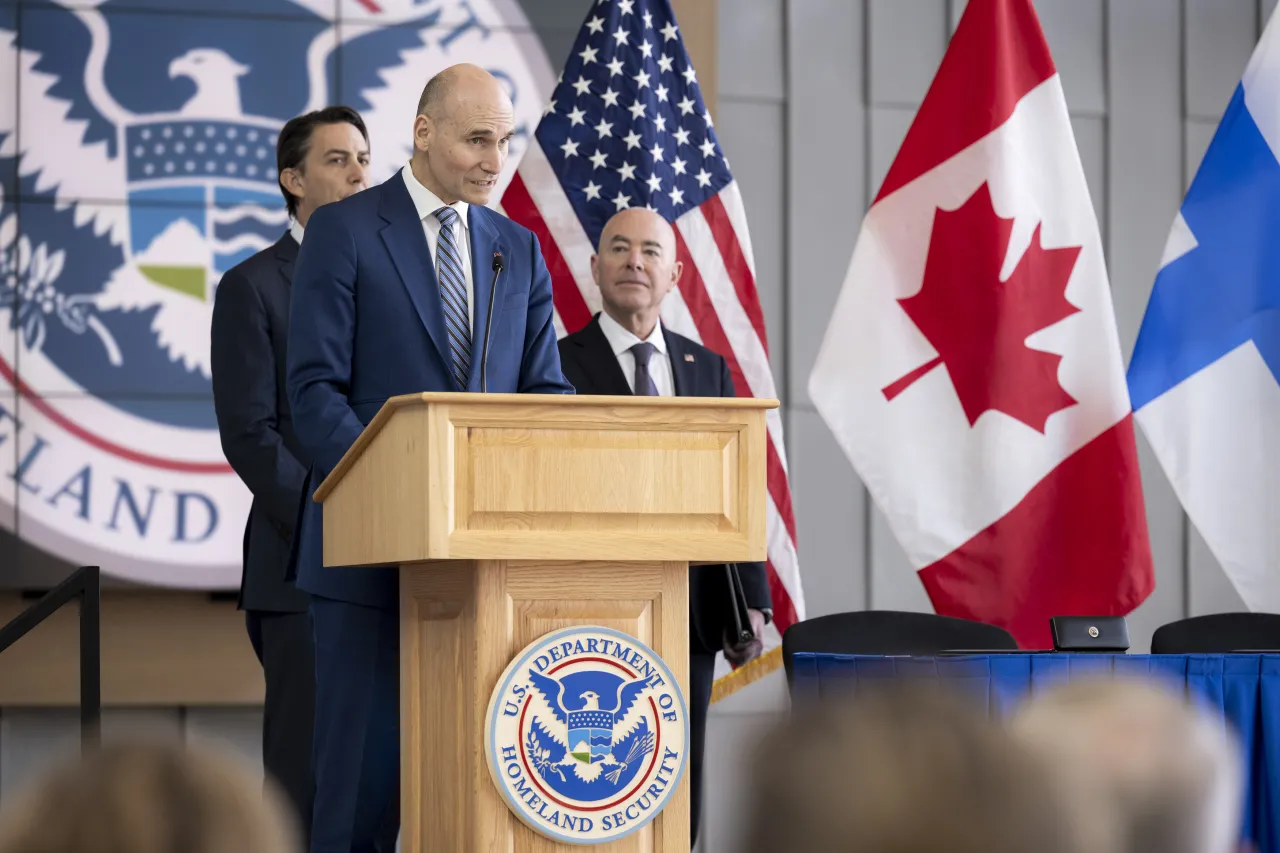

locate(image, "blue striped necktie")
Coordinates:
433 206 470 389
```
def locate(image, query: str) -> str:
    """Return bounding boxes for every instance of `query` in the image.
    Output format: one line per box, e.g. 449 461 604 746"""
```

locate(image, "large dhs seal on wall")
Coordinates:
0 0 551 586
486 626 688 844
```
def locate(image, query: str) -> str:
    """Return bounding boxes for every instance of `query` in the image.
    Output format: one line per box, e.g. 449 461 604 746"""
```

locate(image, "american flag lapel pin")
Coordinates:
684 353 695 362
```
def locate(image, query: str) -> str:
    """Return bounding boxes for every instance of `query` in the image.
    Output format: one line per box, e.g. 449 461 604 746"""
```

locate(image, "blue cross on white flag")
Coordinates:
1127 9 1280 611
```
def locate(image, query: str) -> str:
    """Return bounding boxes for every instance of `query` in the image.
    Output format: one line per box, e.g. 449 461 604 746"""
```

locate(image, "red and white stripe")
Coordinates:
501 143 805 638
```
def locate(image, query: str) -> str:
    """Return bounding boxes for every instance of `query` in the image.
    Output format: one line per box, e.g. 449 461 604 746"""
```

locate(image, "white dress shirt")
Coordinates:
597 311 674 396
401 162 474 329
289 218 305 246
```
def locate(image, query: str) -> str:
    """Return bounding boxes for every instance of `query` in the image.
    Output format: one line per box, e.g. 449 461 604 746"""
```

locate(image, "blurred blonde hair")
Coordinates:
1011 677 1245 853
744 681 1088 853
0 740 299 853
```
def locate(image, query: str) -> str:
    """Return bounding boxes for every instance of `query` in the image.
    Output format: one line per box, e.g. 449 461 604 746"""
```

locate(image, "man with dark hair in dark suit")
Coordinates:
210 105 370 841
556 207 773 846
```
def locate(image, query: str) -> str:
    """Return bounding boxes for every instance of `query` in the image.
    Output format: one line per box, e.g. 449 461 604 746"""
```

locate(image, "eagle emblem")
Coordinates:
526 668 655 784
486 626 688 843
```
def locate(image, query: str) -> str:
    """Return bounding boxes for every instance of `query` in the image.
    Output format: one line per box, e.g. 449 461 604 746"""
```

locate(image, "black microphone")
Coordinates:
480 250 503 393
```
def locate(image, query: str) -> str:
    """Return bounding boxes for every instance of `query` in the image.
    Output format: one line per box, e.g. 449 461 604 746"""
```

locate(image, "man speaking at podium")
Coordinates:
557 208 773 844
286 64 573 853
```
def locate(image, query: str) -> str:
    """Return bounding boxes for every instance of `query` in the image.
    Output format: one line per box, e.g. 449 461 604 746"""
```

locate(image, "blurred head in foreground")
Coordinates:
1012 677 1246 853
0 740 298 853
744 682 1085 853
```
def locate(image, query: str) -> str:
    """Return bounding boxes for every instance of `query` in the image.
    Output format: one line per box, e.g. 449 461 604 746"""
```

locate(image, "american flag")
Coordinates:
497 0 806 663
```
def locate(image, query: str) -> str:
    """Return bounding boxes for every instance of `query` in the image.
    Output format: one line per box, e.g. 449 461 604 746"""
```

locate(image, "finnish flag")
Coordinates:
1127 8 1280 612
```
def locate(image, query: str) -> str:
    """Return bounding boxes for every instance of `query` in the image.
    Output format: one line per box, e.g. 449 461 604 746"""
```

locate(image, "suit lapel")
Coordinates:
377 175 451 375
575 316 634 395
274 231 297 287
663 326 697 396
465 207 504 391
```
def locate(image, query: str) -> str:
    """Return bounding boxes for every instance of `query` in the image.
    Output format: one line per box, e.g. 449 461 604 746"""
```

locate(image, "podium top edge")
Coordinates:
393 391 780 410
313 391 779 501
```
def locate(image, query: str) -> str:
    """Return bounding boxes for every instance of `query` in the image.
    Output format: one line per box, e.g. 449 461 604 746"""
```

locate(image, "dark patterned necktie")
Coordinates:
631 341 659 396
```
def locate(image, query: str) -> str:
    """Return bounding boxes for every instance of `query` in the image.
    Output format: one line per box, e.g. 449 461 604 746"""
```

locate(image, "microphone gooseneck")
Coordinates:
481 251 504 394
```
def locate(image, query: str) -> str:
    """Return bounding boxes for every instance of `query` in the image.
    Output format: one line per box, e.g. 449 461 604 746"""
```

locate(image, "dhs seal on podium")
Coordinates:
485 626 688 844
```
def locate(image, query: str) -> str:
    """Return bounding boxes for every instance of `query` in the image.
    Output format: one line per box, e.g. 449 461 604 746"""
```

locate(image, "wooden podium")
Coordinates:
312 392 774 853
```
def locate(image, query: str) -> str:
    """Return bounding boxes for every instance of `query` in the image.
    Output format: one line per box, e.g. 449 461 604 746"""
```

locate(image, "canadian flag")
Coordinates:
807 0 1154 648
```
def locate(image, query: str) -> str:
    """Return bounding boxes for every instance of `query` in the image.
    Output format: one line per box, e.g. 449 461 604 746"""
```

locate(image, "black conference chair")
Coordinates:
781 610 1018 686
1150 612 1280 654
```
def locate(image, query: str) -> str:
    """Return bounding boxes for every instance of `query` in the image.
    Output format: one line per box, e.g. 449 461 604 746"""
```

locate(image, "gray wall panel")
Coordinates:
790 410 866 617
868 106 917 198
1190 526 1249 616
870 508 933 612
1185 0 1256 120
1036 0 1106 115
718 0 786 101
716 99 787 399
868 0 947 106
1104 0 1182 370
1185 119 1219 188
1108 0 1186 654
786 0 865 409
516 0 592 73
1071 115 1107 233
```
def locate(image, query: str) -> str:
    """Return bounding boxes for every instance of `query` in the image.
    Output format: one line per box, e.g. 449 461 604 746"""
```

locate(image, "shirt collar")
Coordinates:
598 311 666 357
289 218 305 246
401 162 469 229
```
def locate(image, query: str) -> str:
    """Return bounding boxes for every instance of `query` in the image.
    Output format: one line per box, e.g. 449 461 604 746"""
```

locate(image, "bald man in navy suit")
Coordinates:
556 208 772 845
286 65 572 853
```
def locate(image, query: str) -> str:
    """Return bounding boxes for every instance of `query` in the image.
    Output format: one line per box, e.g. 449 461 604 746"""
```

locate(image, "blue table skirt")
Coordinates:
790 653 1280 852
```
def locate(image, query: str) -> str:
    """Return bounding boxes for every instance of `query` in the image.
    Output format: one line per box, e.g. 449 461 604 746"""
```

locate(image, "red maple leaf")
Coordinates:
882 182 1083 433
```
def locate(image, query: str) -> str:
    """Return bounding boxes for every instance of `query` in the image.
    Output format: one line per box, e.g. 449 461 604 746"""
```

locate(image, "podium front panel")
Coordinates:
399 559 691 853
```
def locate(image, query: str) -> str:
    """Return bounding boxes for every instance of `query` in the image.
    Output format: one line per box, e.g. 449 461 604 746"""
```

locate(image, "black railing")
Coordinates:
0 566 101 747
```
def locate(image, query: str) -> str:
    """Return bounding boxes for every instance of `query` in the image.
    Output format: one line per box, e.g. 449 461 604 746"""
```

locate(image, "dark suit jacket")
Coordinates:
211 232 310 613
285 173 574 610
558 314 772 654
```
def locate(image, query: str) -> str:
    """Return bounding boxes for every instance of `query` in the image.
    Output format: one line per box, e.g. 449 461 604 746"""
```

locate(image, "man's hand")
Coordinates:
723 608 767 668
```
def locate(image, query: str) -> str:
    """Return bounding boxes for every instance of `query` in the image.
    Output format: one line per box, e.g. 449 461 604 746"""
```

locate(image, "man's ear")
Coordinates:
279 168 304 203
413 113 433 153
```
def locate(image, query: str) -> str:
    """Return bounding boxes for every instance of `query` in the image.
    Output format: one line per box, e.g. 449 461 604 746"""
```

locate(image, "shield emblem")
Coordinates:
566 707 614 765
123 118 285 302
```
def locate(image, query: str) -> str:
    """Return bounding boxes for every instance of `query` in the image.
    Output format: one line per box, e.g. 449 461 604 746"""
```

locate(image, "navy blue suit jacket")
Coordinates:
286 172 574 610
